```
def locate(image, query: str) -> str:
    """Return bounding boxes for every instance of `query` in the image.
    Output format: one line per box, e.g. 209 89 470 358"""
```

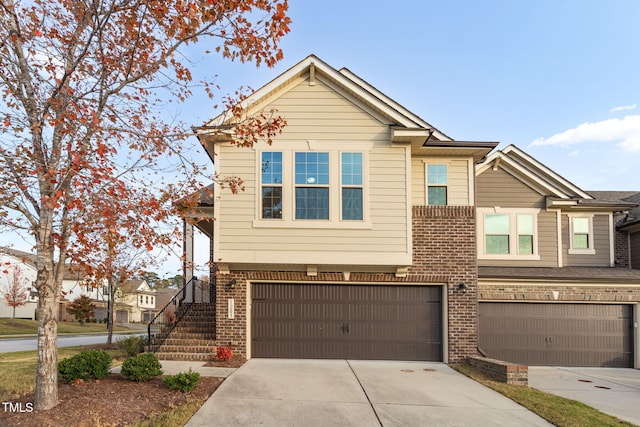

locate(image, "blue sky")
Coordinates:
187 0 640 191
6 1 640 277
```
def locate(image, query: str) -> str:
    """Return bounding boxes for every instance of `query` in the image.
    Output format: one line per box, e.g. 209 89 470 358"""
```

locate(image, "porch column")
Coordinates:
183 220 194 284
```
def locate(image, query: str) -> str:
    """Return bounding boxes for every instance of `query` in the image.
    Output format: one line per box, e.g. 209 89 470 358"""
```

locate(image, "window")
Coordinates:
485 214 509 254
572 217 589 249
569 215 595 254
341 153 363 220
295 152 330 219
427 164 447 205
478 208 540 259
517 214 534 255
261 152 283 219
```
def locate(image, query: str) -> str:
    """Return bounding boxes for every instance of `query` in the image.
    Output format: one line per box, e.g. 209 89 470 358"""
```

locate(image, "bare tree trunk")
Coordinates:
34 272 59 410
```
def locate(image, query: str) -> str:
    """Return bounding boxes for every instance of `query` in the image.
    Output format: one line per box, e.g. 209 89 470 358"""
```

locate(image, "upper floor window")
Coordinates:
426 164 447 205
295 152 329 219
568 214 595 255
261 152 283 219
255 149 370 227
341 152 363 220
478 208 540 260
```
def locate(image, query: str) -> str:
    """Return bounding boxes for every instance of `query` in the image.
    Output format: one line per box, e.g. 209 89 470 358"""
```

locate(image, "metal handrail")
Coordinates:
147 277 208 352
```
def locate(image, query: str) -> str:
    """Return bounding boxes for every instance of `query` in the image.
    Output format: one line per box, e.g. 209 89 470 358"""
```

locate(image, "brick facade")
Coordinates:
410 206 478 364
479 284 640 303
213 205 479 364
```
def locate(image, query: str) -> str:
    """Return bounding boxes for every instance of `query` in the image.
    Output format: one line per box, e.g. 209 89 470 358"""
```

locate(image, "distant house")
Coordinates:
117 279 157 323
0 247 37 320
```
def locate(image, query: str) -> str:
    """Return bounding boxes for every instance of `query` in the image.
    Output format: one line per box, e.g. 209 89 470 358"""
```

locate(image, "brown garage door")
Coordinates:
479 303 633 367
252 283 442 361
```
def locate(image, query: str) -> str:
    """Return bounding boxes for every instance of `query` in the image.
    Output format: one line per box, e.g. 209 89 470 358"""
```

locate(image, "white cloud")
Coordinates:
609 104 637 113
530 115 640 152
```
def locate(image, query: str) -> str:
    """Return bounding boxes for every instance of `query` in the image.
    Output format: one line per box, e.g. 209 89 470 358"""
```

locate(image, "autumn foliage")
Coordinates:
1 263 30 320
0 0 290 410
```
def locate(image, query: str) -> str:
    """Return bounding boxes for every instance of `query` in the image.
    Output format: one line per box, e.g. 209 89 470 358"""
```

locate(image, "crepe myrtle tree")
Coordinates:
0 0 290 410
1 263 30 320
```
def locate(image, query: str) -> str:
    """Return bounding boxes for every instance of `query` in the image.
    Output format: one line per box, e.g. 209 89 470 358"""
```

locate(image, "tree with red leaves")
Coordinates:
1 263 30 320
0 0 290 410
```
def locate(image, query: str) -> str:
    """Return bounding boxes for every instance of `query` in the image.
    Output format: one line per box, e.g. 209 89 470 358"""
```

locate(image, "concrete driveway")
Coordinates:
529 367 640 426
186 359 551 426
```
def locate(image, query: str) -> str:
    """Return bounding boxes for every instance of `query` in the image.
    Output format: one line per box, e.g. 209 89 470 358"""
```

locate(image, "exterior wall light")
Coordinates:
458 283 468 293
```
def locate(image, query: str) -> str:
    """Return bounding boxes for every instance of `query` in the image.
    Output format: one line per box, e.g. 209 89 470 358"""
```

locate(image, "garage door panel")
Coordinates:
252 283 442 361
480 303 633 367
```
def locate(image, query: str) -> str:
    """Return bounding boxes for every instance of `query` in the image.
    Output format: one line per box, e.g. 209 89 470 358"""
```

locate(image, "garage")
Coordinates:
251 283 442 361
479 302 633 367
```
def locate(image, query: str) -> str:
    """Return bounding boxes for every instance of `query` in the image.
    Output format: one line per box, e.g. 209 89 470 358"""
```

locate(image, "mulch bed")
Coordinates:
0 355 247 427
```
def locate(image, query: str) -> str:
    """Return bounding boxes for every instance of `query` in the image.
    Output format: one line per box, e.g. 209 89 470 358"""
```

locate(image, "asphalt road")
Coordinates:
0 333 144 353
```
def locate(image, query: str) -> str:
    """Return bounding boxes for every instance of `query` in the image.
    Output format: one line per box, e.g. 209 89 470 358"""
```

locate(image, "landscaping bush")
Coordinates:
118 335 148 357
58 350 113 383
162 368 201 392
216 346 233 361
120 352 163 382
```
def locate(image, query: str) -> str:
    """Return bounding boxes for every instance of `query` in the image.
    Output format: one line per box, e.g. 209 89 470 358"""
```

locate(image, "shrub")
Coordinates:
118 335 148 357
162 368 201 392
58 350 113 383
216 346 233 361
120 352 163 382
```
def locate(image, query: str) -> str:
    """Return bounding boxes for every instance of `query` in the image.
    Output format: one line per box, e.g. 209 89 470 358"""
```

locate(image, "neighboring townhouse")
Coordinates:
186 55 498 363
0 247 37 319
475 145 640 368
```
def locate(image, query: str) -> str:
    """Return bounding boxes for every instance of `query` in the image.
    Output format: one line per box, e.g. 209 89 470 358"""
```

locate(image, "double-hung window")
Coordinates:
478 208 539 259
568 215 595 254
341 152 363 220
295 152 330 219
261 152 283 219
426 164 448 205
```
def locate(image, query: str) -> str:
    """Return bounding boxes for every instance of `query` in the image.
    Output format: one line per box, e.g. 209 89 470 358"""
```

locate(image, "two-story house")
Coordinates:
173 55 640 368
476 146 640 368
184 55 497 364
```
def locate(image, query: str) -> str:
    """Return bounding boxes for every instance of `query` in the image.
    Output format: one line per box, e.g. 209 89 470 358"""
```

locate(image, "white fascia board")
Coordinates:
502 145 592 199
202 55 437 132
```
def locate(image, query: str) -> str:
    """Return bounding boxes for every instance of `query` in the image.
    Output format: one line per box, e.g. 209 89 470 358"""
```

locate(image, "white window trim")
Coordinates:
477 207 541 260
568 213 596 255
424 162 448 206
253 147 372 229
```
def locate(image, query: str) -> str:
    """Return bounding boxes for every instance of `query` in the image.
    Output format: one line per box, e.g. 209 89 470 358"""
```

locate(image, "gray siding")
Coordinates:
563 214 611 267
476 167 558 267
476 168 545 208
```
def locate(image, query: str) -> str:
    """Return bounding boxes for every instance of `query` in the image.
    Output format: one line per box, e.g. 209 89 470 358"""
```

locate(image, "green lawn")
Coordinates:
0 318 134 336
0 345 127 400
454 365 637 427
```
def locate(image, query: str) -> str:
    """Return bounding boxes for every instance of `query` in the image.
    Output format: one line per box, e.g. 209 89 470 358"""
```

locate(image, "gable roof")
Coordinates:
476 145 593 200
200 55 449 136
194 54 497 160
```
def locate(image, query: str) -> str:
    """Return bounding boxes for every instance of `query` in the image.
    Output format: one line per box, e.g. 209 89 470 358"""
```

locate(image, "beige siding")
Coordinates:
476 168 545 208
631 231 640 269
562 214 611 267
216 78 409 266
411 157 470 206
